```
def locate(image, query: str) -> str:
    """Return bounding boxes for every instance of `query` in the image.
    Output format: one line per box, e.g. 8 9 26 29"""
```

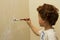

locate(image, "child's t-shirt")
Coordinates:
39 29 58 40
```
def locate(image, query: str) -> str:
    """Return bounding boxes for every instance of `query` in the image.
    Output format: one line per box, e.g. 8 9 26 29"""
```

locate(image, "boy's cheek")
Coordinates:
39 21 43 26
39 20 45 26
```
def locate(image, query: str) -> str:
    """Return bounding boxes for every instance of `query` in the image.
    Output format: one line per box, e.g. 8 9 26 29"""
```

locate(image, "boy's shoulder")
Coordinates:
45 29 57 40
45 29 55 33
39 28 56 35
45 29 56 36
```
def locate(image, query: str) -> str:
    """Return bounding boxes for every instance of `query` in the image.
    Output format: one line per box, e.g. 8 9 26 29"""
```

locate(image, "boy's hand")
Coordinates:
20 18 32 25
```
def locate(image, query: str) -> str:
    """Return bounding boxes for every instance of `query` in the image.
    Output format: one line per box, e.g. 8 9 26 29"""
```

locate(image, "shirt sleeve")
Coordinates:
38 28 44 36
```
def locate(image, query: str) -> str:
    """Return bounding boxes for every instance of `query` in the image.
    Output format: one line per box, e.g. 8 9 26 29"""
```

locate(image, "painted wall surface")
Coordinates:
0 0 30 40
29 0 60 40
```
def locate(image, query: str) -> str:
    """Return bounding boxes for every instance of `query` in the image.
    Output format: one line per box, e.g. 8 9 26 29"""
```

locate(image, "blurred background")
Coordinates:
0 0 60 40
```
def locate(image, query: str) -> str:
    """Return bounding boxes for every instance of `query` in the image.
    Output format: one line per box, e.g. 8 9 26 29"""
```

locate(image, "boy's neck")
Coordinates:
44 25 53 30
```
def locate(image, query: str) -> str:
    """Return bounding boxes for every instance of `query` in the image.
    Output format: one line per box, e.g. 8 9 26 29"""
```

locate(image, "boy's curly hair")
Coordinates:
37 4 59 26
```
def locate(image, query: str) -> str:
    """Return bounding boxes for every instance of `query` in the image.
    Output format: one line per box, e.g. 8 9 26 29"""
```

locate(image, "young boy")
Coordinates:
21 3 59 40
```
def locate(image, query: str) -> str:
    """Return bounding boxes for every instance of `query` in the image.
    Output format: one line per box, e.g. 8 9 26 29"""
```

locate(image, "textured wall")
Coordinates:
0 0 30 40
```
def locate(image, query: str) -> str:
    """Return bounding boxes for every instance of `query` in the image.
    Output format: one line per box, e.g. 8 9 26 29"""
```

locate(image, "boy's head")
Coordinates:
37 3 59 26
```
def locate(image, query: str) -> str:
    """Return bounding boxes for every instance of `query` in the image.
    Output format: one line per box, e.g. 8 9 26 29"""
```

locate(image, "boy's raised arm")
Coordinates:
20 18 40 36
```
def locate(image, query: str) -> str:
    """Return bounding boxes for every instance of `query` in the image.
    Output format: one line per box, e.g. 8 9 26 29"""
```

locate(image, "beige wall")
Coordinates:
0 0 60 40
29 0 60 40
0 0 30 40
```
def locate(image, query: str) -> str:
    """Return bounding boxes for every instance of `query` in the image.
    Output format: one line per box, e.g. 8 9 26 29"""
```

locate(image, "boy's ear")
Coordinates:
43 20 47 23
43 21 46 23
